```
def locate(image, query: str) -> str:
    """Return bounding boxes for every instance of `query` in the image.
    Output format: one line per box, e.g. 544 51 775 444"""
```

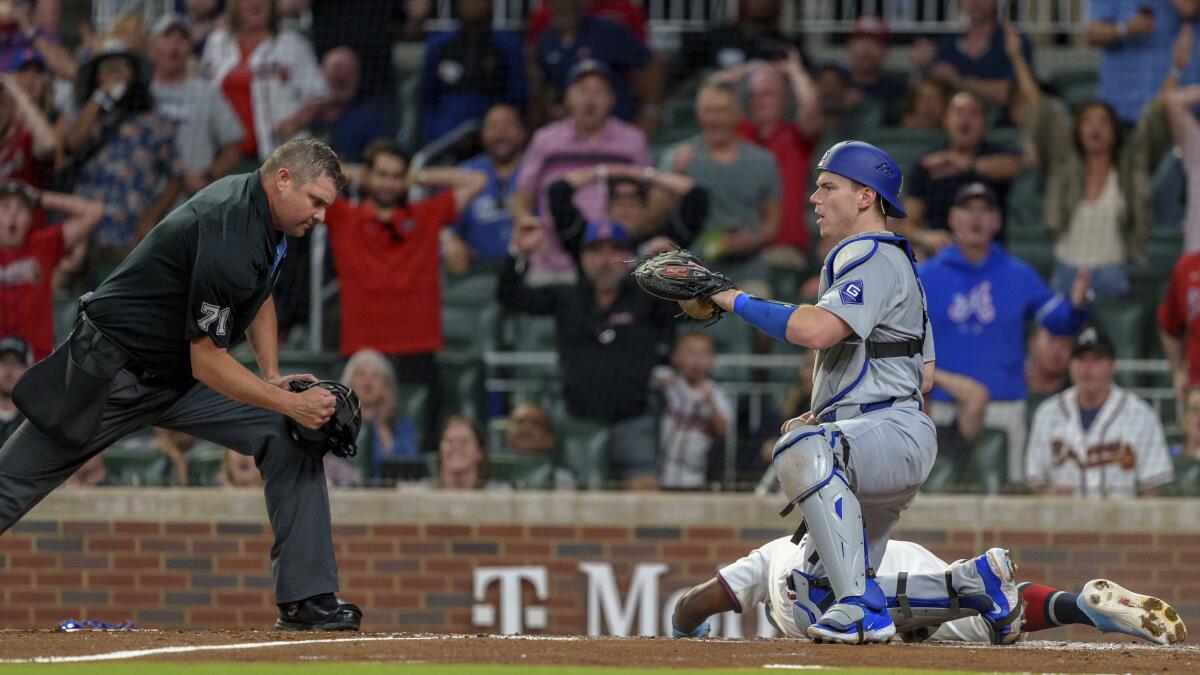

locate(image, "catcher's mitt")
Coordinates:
632 249 736 322
287 380 361 458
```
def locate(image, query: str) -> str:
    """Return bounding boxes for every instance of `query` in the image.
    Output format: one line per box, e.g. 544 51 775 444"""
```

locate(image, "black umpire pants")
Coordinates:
0 368 339 604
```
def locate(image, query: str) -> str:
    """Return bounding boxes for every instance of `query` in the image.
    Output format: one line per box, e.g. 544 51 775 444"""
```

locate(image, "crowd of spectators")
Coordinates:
2 0 1200 497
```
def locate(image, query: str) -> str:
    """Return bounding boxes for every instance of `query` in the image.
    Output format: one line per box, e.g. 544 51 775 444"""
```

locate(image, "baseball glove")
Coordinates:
632 248 736 322
286 380 362 458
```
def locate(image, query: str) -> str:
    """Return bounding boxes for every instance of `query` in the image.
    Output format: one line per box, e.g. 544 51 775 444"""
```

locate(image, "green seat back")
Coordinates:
185 444 226 487
558 418 611 490
1162 457 1200 497
489 452 556 490
442 300 500 354
920 458 956 494
964 428 1008 496
1007 240 1055 279
103 437 167 487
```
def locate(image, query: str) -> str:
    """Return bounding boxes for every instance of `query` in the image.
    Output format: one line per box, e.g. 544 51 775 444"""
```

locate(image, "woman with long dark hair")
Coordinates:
1006 22 1178 299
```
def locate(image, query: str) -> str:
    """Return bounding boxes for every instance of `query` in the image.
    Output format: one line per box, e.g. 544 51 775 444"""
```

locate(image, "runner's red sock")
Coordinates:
1018 583 1094 631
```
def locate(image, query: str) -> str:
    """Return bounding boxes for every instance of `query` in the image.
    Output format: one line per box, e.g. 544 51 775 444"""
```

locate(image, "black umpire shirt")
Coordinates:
86 172 287 386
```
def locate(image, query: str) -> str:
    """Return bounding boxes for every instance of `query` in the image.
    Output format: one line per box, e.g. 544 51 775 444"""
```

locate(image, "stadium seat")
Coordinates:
103 434 167 487
489 452 556 490
557 418 611 490
920 458 956 494
1162 456 1200 497
1151 152 1186 229
442 300 500 355
1091 300 1147 360
186 443 226 487
507 313 558 352
1004 169 1044 235
395 383 430 449
441 269 500 305
1007 240 1055 279
1052 69 1099 108
657 98 700 146
438 358 484 422
963 428 1008 496
860 128 945 177
984 127 1022 150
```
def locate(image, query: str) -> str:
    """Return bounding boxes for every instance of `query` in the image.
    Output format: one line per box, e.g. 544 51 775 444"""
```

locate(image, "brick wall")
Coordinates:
2 491 1197 640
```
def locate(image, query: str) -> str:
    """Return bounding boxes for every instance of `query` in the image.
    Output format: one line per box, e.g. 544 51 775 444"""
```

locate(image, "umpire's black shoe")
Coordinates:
275 593 362 631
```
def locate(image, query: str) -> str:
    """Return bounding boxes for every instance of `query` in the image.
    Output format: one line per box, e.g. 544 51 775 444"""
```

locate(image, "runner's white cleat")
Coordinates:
1077 579 1187 645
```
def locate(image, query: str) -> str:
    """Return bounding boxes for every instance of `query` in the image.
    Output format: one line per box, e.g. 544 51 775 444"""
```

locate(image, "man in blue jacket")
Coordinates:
919 182 1090 485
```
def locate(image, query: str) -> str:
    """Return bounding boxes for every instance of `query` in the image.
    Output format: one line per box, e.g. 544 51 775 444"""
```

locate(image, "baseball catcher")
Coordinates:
633 248 737 322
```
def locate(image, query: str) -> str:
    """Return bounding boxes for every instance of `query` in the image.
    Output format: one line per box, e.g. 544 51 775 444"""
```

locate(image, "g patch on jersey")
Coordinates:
840 279 864 305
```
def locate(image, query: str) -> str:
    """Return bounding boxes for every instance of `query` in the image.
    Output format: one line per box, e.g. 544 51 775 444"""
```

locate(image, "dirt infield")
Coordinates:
0 630 1196 672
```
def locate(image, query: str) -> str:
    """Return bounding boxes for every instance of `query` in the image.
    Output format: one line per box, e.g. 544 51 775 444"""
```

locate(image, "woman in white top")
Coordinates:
200 0 328 161
1005 23 1177 299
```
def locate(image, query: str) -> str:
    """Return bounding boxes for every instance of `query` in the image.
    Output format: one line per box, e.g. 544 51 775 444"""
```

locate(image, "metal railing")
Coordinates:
796 0 1092 35
424 0 1092 36
482 350 1178 489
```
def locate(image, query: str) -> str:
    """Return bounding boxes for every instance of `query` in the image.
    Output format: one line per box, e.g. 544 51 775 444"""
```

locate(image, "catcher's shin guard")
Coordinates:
772 426 867 600
773 425 894 643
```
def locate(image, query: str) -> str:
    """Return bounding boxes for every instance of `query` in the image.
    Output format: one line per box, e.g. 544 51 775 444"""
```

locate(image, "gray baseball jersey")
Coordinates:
811 231 935 422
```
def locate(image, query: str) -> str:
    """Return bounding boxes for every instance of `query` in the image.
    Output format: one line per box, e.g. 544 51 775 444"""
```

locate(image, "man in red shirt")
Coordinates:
716 47 821 262
1160 252 1200 408
324 139 486 444
0 180 103 360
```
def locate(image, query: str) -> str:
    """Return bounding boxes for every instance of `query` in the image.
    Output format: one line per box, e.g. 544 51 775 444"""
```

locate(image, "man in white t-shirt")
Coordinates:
149 13 244 198
672 535 1186 646
1026 328 1175 497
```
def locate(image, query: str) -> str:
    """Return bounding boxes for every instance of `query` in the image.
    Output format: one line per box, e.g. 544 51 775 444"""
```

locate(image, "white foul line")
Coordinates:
0 633 846 665
0 635 460 664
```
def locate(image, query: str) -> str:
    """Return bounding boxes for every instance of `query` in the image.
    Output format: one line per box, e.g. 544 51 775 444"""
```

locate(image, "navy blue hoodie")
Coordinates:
919 243 1086 402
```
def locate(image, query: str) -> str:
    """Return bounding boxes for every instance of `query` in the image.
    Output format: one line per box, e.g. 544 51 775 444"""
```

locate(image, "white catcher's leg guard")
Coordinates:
772 426 866 599
772 426 892 643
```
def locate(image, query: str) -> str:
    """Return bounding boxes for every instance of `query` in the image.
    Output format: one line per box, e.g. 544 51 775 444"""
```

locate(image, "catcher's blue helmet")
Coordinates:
815 140 907 218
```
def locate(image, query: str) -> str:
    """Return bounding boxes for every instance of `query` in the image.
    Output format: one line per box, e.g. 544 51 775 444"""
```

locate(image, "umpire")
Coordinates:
0 138 362 631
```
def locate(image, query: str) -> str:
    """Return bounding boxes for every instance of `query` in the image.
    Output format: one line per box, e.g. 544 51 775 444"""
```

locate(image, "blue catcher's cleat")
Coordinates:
1078 579 1187 645
971 547 1023 644
806 578 895 644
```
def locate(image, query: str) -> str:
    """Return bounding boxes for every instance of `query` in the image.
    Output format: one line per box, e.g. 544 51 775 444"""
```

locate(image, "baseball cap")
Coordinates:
0 335 32 366
151 13 191 38
952 182 999 210
7 47 45 72
0 179 36 206
581 220 631 248
567 59 614 89
1071 327 1116 359
850 15 891 44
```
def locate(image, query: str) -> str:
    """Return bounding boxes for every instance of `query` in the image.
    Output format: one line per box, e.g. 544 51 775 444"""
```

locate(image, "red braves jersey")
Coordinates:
0 225 64 360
